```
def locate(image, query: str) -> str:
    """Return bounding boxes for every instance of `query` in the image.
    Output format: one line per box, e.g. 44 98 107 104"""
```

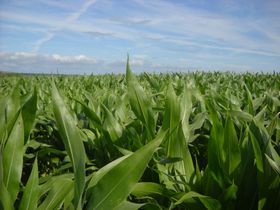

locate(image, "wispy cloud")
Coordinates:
130 0 280 55
85 31 115 38
2 0 279 56
33 0 98 51
0 0 280 72
37 0 77 10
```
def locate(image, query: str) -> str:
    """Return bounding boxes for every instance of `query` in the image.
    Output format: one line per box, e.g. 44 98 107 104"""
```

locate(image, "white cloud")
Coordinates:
51 54 97 63
130 58 144 66
5 52 37 59
1 52 98 64
0 52 101 74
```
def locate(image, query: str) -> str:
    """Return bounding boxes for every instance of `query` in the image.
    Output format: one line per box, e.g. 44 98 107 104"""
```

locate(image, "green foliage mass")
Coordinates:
0 64 280 209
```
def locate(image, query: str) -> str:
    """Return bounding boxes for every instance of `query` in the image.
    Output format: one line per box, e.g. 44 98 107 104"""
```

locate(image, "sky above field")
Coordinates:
0 0 280 74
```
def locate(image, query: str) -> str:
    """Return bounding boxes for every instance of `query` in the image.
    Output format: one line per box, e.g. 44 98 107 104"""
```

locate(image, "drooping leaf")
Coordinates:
132 182 175 198
86 155 130 194
86 130 167 210
175 191 221 210
265 154 280 175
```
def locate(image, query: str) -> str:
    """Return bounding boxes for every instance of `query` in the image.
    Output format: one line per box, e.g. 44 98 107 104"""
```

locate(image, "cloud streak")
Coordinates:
33 0 98 51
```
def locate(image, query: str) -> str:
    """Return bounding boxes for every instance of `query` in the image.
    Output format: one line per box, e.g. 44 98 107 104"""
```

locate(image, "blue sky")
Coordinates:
0 0 280 74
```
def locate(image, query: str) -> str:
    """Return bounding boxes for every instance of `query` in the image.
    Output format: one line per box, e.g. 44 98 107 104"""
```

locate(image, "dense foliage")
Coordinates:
0 63 280 210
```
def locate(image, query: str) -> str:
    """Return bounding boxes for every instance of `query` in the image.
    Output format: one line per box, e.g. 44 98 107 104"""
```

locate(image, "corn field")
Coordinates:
0 61 280 210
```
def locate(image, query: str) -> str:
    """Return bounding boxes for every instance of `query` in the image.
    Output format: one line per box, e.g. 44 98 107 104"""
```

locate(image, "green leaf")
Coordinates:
0 182 13 210
52 83 85 209
75 99 102 129
63 187 75 210
157 157 183 164
180 87 192 142
223 113 241 175
0 152 13 210
175 191 221 210
189 112 207 132
3 113 24 204
0 85 21 146
132 182 174 198
86 130 167 210
249 130 264 173
206 100 224 174
230 110 253 122
114 145 133 156
162 84 194 182
87 155 130 193
244 83 254 114
114 200 146 210
5 85 21 136
38 174 74 198
223 182 238 201
144 72 160 91
38 178 73 210
19 158 39 210
265 154 280 175
178 124 195 182
254 105 267 125
126 57 155 140
21 88 37 143
102 104 123 142
163 84 181 157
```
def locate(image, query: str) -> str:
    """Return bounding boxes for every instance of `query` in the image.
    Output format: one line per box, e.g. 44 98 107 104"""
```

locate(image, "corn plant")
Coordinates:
0 62 279 210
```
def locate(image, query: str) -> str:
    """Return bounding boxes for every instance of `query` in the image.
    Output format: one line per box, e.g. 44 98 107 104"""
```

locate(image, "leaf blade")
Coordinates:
87 130 167 210
19 158 39 210
52 83 85 209
3 113 24 203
